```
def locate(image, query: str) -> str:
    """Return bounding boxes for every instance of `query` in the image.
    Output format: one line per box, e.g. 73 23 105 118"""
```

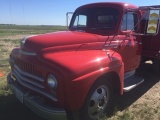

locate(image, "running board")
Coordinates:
123 75 144 92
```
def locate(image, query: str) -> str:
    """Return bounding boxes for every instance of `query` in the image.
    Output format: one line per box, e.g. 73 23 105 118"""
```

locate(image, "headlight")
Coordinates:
47 74 58 90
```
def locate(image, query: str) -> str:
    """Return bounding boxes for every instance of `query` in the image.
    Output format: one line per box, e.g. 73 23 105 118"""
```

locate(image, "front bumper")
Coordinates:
7 73 67 120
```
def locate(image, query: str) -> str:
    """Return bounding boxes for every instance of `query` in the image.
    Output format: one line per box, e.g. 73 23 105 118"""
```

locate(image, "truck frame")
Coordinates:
7 2 160 120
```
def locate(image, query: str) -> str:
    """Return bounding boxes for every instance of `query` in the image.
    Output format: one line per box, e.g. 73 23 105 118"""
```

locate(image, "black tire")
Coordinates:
80 76 114 120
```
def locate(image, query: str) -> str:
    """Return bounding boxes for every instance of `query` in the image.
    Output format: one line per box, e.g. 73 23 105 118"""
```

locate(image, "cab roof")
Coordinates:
75 2 138 12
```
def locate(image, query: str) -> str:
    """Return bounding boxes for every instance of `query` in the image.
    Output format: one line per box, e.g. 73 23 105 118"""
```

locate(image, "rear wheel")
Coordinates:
80 77 113 120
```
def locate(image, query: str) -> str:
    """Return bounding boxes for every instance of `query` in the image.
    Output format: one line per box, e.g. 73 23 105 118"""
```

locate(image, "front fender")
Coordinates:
40 50 124 110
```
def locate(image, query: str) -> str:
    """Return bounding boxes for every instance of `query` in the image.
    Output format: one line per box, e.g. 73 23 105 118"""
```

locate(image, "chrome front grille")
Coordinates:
15 59 43 78
13 65 44 89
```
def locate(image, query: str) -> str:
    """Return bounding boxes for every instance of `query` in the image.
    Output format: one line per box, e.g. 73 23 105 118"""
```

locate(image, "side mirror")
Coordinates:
66 12 73 29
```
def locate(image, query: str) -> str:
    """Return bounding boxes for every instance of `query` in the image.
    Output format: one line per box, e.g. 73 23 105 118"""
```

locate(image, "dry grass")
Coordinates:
107 104 160 120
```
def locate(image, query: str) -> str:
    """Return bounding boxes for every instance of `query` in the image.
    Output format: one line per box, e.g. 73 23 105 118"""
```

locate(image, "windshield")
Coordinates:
69 7 119 35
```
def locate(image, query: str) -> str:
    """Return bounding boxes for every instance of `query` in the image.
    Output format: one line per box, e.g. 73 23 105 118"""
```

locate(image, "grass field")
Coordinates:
0 24 159 120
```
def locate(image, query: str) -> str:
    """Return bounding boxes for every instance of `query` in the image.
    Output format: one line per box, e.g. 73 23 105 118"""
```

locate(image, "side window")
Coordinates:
73 15 87 28
121 12 138 31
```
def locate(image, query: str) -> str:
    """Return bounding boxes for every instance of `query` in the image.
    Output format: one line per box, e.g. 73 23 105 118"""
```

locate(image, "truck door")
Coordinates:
118 11 141 72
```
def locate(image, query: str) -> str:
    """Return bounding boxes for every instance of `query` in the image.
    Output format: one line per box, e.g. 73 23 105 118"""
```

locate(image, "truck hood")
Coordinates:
23 31 100 53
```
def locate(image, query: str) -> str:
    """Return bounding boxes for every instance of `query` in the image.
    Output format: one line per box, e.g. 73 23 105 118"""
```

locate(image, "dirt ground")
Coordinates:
0 35 160 120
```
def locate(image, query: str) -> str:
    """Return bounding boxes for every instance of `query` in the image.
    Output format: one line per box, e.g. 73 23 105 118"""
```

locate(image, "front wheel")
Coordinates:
80 77 113 120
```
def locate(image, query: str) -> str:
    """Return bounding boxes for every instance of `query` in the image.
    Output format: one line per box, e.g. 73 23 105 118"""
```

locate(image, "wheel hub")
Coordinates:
88 85 109 118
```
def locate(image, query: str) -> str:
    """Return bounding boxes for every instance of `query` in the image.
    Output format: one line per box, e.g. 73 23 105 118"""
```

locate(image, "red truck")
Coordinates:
7 2 160 120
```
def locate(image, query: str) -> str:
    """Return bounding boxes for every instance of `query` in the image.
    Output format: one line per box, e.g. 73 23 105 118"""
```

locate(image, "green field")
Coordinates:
0 24 159 120
0 24 66 36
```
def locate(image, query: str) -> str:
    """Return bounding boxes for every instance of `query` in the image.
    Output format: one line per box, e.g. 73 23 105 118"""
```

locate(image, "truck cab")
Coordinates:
69 2 142 72
7 2 160 120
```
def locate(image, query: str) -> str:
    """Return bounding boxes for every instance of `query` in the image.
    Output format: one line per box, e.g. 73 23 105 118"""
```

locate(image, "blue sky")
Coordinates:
0 0 160 25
